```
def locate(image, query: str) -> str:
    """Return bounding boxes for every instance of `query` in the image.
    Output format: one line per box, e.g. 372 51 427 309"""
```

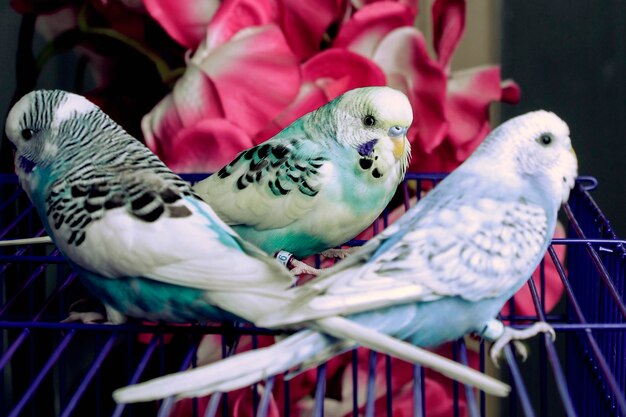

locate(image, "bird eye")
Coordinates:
538 133 553 146
21 129 35 140
363 115 376 126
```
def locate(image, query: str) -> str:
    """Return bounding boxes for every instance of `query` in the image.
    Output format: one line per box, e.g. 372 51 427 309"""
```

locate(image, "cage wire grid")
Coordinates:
0 173 624 417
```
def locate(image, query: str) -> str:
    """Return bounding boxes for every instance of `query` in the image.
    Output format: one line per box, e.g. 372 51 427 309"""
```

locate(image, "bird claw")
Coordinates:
61 311 108 324
289 259 321 277
489 321 555 367
319 247 356 260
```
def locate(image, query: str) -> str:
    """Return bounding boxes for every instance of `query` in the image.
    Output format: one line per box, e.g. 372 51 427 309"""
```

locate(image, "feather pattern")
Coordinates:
193 86 413 258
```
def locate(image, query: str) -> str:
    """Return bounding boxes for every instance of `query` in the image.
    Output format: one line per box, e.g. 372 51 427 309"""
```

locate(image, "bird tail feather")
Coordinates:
313 316 511 397
112 330 332 404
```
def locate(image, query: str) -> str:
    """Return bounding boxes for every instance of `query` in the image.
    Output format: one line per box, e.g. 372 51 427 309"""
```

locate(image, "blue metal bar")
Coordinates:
111 334 162 417
412 365 424 417
504 346 535 417
256 375 275 417
158 340 200 417
60 334 118 417
0 272 77 370
204 331 243 417
312 364 326 417
526 270 577 416
0 204 36 239
0 255 68 263
550 245 626 415
8 330 76 417
458 341 479 417
564 203 626 319
0 320 283 334
0 188 23 211
0 252 60 316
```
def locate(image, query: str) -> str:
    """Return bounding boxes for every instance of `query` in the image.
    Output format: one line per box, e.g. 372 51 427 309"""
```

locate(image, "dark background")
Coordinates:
501 0 626 237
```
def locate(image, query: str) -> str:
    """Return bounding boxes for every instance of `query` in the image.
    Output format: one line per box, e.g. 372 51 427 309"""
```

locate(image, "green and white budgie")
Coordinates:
114 110 577 403
5 89 504 395
192 86 412 275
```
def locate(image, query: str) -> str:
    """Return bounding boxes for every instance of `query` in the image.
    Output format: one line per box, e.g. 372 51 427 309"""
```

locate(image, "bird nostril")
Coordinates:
388 126 407 137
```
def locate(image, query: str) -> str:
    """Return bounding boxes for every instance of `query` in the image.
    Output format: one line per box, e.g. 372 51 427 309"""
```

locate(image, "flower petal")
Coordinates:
303 48 387 98
501 78 522 103
204 0 275 49
141 67 224 157
162 119 254 173
351 0 419 15
373 27 448 154
194 24 301 137
446 66 515 161
278 0 347 59
334 2 415 58
143 0 220 48
432 0 465 70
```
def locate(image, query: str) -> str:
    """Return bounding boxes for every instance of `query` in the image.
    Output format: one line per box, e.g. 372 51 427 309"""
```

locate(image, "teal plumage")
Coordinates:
193 87 413 261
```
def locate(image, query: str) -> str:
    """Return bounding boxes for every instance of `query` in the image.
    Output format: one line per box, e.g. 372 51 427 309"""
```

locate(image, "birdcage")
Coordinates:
0 173 624 417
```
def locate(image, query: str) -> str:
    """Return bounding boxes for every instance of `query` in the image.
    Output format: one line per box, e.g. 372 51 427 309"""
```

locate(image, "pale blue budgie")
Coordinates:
6 89 503 394
113 110 577 403
192 86 412 275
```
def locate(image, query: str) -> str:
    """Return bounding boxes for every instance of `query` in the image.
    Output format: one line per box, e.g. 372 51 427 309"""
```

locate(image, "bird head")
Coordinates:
475 110 578 204
332 86 413 164
5 90 99 176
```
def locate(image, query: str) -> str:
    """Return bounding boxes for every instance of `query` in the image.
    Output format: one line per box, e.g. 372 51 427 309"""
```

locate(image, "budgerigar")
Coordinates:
6 89 505 396
192 86 413 275
114 110 577 403
4 89 294 324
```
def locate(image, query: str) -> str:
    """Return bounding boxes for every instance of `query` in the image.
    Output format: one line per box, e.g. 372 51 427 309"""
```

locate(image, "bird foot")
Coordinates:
320 247 356 260
289 259 321 277
61 299 127 324
490 321 555 366
61 311 108 324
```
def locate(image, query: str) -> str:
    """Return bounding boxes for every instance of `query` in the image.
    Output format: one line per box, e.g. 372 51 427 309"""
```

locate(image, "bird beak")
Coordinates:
388 126 408 160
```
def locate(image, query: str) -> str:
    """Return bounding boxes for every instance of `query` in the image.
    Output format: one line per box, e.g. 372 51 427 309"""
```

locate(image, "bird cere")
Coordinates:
5 89 577 404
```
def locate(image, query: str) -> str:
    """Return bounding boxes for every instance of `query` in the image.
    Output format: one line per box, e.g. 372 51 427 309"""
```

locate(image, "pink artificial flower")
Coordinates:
277 0 348 60
143 0 221 49
143 0 347 61
350 0 419 15
142 22 301 172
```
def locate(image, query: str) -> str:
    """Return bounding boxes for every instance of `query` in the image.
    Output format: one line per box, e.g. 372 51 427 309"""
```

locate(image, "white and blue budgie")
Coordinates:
5 89 504 394
4 89 294 324
192 86 412 275
113 110 577 403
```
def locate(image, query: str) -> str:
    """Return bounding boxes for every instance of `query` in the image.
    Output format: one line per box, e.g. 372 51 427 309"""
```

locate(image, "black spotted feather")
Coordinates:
215 142 327 198
46 119 200 247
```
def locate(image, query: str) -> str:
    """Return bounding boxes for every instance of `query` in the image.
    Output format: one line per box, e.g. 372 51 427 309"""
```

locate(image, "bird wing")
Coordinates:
257 174 551 327
45 145 292 294
193 135 333 231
